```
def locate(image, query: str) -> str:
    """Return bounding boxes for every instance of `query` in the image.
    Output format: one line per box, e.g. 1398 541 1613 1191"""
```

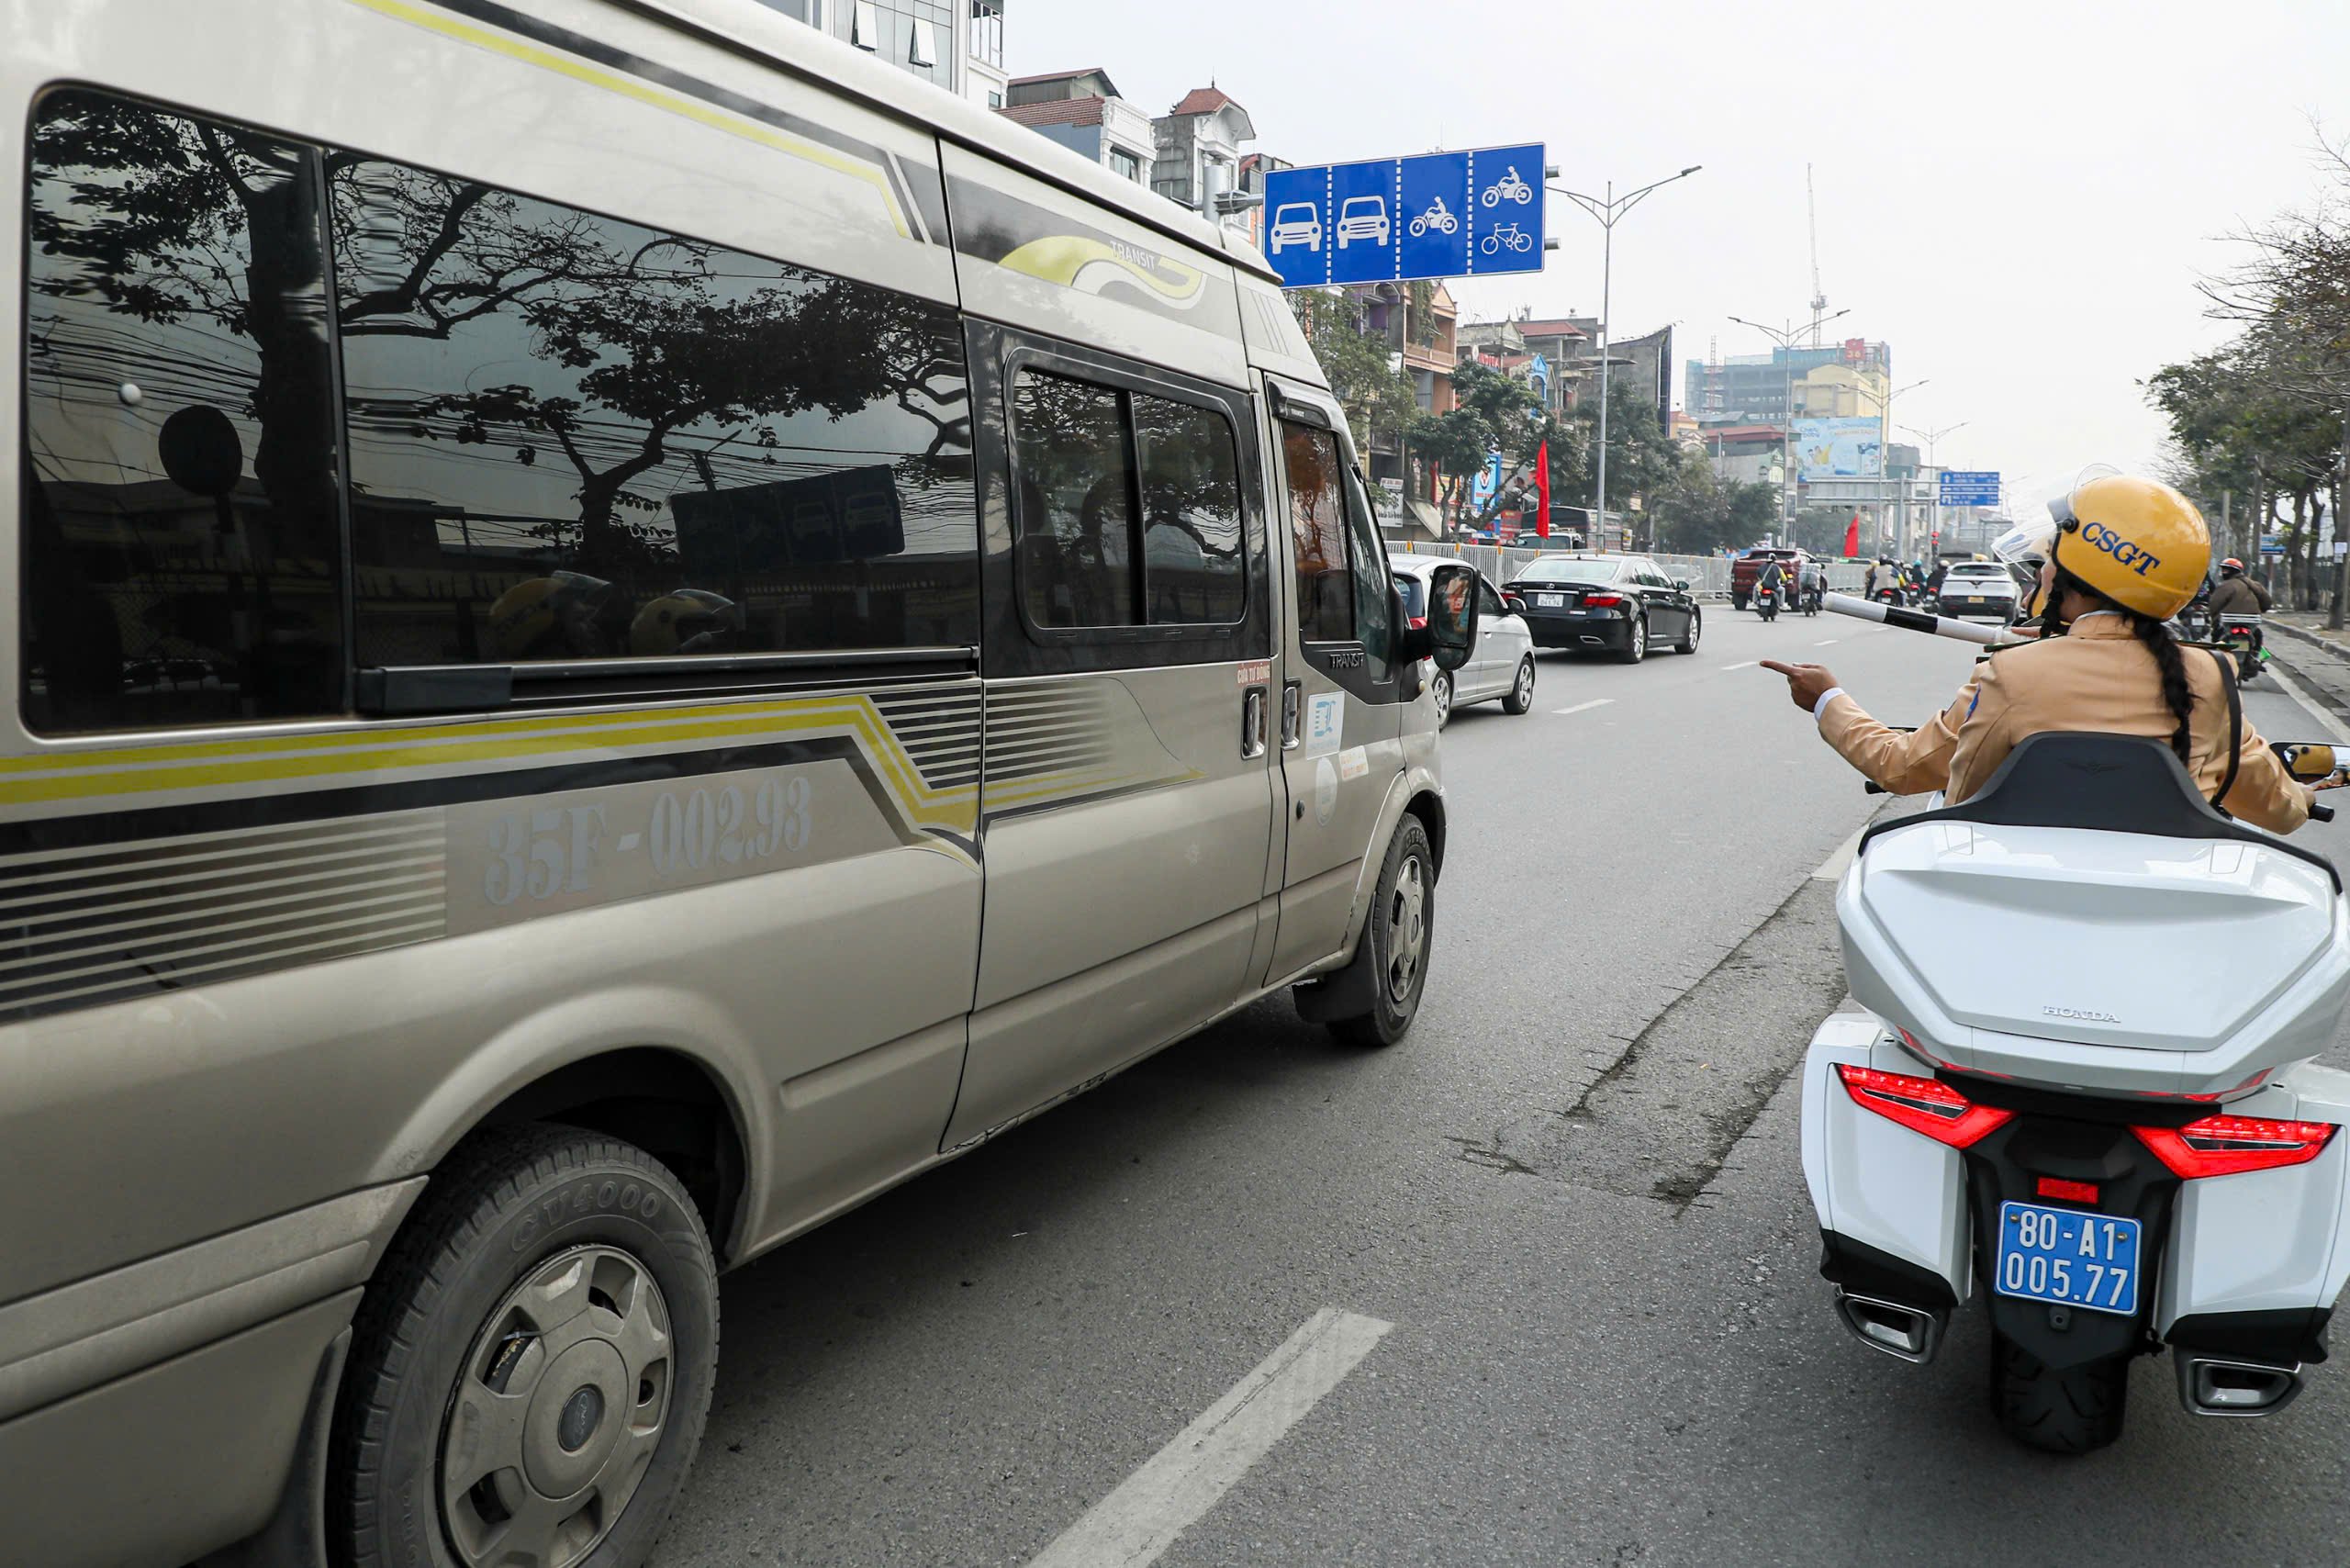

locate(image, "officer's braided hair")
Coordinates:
2053 564 2196 767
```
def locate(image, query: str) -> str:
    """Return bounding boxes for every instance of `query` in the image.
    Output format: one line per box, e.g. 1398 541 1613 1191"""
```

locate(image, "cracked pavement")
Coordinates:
651 611 2350 1568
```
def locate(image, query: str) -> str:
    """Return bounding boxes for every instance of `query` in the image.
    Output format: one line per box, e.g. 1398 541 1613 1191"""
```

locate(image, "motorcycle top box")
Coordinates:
1840 738 2350 1101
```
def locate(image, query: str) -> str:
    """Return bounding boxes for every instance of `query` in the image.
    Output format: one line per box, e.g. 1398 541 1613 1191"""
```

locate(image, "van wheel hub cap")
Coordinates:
441 1246 674 1568
1386 855 1427 1003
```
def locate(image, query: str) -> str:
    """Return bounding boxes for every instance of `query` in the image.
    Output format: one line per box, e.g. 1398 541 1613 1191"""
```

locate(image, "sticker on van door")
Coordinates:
1305 692 1345 756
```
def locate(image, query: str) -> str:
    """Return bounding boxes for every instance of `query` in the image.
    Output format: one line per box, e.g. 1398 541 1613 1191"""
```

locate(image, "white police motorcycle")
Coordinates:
1801 726 2350 1451
1800 478 2350 1451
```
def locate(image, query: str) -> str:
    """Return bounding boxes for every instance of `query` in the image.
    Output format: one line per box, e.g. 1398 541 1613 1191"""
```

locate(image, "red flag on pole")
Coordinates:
1534 440 1551 537
1841 513 1861 558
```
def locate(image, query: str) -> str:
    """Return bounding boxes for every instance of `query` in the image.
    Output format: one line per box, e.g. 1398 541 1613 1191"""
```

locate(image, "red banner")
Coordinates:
1841 514 1861 557
1534 440 1551 537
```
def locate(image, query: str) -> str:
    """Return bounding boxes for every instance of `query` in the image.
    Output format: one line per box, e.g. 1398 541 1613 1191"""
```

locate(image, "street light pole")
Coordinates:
1729 308 1846 546
1900 420 1969 555
1881 377 1929 557
1551 165 1701 550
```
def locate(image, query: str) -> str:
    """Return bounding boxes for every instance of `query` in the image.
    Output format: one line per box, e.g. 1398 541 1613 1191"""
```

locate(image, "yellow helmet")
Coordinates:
629 588 743 655
486 571 612 659
2054 476 2209 619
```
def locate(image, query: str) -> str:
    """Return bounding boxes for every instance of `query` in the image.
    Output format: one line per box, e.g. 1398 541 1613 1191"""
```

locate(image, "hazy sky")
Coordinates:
1006 0 2348 513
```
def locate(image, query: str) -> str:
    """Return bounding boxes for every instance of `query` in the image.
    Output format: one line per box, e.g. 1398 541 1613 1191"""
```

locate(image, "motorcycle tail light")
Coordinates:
2134 1115 2335 1179
1836 1064 2014 1149
2036 1176 2099 1204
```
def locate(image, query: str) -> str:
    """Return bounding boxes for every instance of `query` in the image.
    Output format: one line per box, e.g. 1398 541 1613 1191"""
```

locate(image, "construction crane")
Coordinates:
1807 164 1828 345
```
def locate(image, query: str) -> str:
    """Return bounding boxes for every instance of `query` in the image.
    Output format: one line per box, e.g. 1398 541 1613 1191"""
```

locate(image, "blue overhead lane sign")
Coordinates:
1939 471 2001 508
1262 143 1546 288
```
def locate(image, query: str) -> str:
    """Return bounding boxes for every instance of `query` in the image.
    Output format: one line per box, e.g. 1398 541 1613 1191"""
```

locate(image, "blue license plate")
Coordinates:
1995 1202 2141 1316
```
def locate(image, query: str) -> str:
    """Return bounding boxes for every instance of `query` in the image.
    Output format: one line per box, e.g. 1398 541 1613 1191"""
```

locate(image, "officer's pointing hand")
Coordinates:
1761 660 1838 713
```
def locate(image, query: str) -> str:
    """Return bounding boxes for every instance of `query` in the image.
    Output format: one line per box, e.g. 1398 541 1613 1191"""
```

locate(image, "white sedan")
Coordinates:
1935 560 2023 622
1391 555 1536 727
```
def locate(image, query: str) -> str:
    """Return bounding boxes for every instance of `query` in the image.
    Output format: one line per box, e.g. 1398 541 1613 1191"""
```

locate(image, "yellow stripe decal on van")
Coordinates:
0 696 969 823
345 0 915 240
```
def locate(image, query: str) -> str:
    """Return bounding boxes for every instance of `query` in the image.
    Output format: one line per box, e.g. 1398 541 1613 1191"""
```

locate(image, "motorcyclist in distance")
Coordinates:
2210 556 2271 617
1761 475 2320 833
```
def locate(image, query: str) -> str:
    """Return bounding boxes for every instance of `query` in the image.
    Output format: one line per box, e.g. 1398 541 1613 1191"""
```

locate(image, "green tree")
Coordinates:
1288 287 1417 454
1570 380 1680 545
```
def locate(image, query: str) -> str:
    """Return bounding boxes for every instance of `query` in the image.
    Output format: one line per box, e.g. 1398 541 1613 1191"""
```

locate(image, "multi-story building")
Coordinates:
1456 315 1672 425
1234 151 1294 256
752 0 968 97
966 1 1007 108
1794 361 1890 419
1687 338 1893 424
1152 85 1257 234
1345 283 1457 526
996 68 1155 185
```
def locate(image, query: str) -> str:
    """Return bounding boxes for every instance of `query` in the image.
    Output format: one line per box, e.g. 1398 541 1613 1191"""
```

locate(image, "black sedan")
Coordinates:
1507 554 1701 664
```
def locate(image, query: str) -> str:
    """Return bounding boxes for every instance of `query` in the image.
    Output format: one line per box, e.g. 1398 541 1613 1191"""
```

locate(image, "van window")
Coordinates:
332 159 979 665
1013 372 1137 628
1135 398 1245 625
1011 371 1248 633
1343 465 1394 668
21 89 347 732
1281 424 1352 643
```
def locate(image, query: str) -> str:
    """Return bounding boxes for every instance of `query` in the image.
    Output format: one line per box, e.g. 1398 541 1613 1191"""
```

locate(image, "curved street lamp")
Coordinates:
1551 165 1702 546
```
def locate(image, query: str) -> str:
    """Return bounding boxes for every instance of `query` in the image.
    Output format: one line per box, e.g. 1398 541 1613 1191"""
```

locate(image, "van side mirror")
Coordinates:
1402 562 1478 672
1673 578 1691 591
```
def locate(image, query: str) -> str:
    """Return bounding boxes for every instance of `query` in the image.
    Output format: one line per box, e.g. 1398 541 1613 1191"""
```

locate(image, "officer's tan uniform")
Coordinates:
1818 614 2310 834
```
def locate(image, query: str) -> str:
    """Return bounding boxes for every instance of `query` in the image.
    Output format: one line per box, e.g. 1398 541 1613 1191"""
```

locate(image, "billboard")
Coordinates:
1795 417 1882 481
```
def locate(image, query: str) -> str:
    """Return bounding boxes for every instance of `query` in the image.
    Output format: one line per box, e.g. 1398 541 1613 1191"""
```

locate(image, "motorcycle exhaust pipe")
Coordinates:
2175 1353 2304 1417
1833 1290 1945 1365
1821 592 2011 648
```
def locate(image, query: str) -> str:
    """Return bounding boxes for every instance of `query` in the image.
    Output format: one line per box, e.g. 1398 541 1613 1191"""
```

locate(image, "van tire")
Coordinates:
330 1126 718 1568
1325 817 1435 1049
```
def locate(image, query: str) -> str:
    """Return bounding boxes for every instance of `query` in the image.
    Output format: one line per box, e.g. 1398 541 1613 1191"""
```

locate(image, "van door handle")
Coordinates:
1241 687 1268 758
1281 681 1303 750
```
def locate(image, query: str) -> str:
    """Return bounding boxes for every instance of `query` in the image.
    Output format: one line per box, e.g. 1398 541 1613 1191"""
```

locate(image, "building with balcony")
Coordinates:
966 1 1006 107
1152 85 1257 235
996 68 1154 184
753 0 971 96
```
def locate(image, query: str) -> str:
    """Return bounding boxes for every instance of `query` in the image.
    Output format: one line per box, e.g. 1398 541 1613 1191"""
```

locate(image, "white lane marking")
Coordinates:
2263 660 2349 745
1813 639 1840 647
1551 698 1615 716
1024 1308 1393 1568
1814 821 1871 880
1719 660 1759 671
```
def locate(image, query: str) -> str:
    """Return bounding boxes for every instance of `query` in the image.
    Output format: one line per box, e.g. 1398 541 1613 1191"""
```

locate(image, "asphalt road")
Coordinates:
652 610 2350 1568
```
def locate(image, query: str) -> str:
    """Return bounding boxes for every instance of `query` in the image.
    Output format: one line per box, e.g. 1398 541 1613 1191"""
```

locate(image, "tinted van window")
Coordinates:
332 160 978 664
1135 397 1245 625
1281 425 1351 643
1011 372 1136 628
22 90 346 731
1012 372 1248 633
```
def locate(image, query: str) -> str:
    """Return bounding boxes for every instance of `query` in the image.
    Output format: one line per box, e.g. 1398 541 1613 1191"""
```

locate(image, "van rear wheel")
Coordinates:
331 1126 718 1568
1326 817 1435 1048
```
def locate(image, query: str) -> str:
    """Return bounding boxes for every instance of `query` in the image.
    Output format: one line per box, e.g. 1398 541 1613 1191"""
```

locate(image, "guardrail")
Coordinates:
1390 541 1874 599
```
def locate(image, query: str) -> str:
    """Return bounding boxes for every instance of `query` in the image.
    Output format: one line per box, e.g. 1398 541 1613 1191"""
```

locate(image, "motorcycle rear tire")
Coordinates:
1987 1330 2129 1454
